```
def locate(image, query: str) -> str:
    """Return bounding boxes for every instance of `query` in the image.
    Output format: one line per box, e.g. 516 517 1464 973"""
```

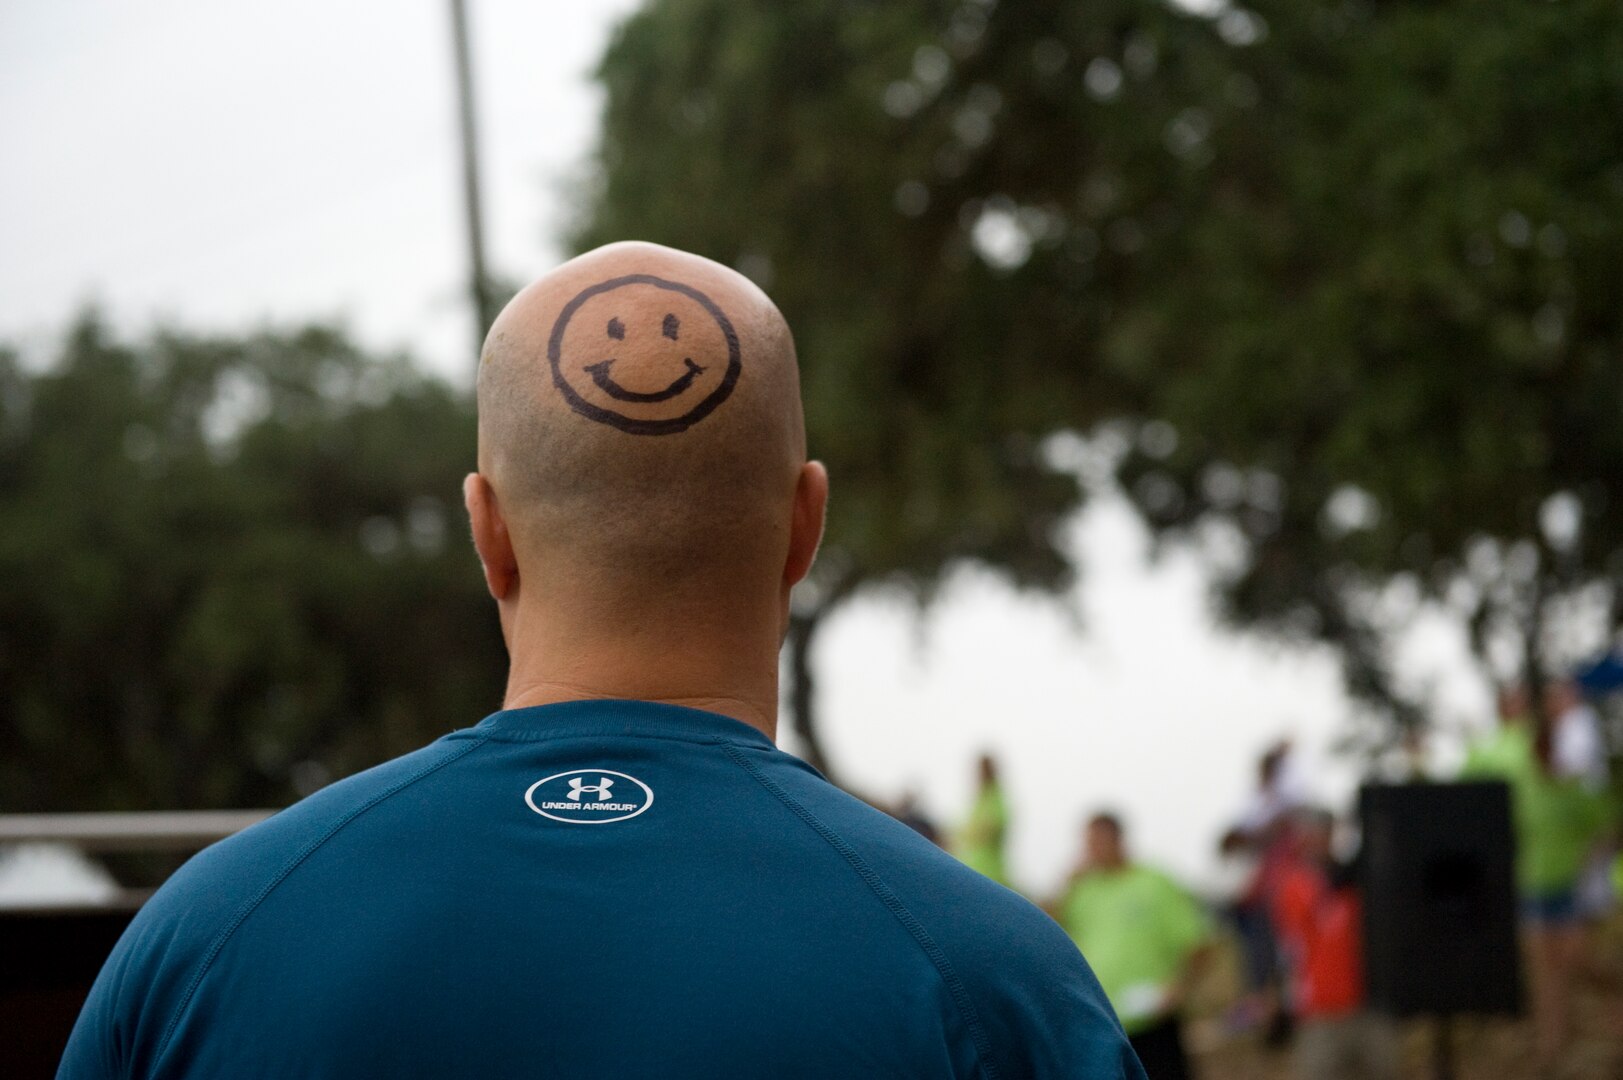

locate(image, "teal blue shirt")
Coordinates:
60 700 1140 1079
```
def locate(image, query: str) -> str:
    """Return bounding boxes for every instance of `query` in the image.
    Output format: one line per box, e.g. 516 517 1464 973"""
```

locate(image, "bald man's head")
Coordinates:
473 242 815 620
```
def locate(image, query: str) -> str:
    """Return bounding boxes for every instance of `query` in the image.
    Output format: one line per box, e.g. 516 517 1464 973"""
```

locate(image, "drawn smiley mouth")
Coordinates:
583 357 707 403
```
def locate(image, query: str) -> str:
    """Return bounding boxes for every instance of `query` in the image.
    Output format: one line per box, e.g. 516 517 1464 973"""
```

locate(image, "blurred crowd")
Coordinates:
889 680 1621 1080
1460 682 1618 1072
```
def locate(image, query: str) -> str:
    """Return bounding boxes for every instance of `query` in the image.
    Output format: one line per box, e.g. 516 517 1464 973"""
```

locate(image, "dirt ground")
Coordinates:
1182 916 1623 1080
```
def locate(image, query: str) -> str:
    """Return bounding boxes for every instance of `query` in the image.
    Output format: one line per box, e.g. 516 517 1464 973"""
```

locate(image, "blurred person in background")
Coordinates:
58 243 1144 1079
1462 682 1612 1069
1547 678 1609 793
1212 826 1274 1034
1242 740 1308 832
1055 812 1215 1080
1544 679 1617 919
891 788 942 847
954 752 1011 887
1220 739 1305 1042
1270 807 1397 1080
1544 676 1623 1047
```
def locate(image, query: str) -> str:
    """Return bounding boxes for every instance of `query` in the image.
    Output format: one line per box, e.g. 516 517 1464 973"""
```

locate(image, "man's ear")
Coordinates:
464 473 519 601
784 461 828 588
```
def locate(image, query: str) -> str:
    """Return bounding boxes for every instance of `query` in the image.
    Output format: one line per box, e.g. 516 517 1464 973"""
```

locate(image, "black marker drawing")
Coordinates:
585 357 705 403
547 274 742 435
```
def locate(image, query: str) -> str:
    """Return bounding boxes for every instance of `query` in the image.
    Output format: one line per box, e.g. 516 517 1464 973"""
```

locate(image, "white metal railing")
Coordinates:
0 810 277 853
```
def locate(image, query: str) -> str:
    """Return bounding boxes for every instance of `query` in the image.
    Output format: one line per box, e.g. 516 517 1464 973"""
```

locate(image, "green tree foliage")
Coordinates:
1108 0 1623 732
574 0 1165 774
575 0 1623 759
0 317 503 812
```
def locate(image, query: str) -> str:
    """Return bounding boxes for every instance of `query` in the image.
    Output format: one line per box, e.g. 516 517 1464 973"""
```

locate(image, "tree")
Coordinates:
1106 0 1623 741
0 317 505 813
573 0 1623 764
571 0 1196 778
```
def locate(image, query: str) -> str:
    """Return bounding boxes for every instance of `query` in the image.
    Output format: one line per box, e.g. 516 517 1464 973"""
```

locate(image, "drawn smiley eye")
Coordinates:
606 314 679 341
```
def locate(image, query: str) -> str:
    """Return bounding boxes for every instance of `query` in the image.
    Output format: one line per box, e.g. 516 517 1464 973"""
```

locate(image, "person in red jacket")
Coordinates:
1271 808 1399 1080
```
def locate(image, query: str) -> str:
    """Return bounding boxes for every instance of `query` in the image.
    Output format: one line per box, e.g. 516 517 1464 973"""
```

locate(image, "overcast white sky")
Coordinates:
0 0 629 374
0 0 1491 889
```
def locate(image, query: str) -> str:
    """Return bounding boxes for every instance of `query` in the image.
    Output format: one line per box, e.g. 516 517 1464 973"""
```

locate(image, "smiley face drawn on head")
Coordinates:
547 274 742 435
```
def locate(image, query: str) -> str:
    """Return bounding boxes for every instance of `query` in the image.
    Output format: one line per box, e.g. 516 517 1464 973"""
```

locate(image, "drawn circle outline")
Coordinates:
547 273 742 435
524 768 655 825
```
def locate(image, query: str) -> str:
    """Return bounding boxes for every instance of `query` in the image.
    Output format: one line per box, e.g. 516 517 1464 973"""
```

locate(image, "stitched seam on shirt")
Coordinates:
151 736 489 1063
720 742 1002 1080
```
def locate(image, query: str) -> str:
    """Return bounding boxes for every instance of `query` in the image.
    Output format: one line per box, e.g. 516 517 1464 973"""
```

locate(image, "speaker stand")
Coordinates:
1432 1014 1455 1080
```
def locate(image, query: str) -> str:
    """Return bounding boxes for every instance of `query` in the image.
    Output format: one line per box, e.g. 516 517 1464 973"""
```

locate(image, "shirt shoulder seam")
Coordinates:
718 742 1001 1080
150 735 490 1064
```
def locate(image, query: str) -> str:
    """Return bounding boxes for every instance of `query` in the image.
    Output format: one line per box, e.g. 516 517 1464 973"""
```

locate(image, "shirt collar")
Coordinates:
471 698 776 749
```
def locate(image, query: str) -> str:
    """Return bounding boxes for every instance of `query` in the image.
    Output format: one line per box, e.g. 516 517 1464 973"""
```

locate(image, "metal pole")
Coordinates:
449 0 497 371
1433 1015 1454 1080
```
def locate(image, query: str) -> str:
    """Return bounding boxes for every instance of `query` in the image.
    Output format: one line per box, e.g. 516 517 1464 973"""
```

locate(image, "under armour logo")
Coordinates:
526 769 653 823
567 776 615 802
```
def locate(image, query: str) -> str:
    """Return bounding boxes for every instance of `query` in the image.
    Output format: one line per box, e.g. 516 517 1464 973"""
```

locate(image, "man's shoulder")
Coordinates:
60 736 486 1078
741 748 1141 1078
134 735 481 958
743 747 1053 936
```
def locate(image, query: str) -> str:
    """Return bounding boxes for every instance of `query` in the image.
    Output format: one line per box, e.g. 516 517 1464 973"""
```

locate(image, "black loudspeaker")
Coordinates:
0 905 138 1079
1358 781 1521 1017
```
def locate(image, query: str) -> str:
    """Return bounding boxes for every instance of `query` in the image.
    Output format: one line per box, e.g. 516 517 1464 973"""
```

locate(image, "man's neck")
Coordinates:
498 601 782 742
502 679 778 740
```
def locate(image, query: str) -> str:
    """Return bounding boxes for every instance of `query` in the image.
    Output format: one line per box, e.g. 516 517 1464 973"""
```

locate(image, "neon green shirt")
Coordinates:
954 782 1010 886
1460 724 1608 896
1059 864 1212 1034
